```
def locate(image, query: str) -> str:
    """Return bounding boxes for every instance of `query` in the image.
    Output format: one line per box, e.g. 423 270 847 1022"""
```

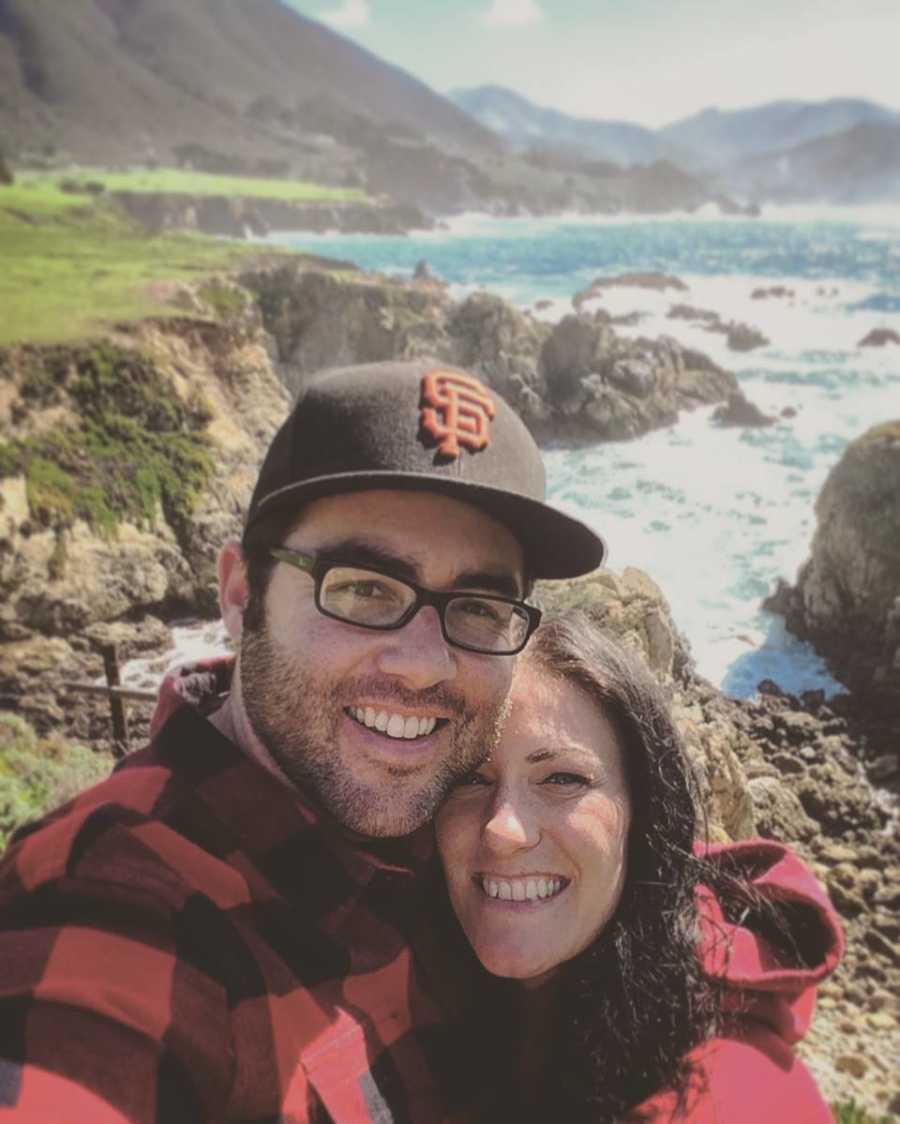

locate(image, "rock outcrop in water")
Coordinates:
767 420 900 708
243 263 738 444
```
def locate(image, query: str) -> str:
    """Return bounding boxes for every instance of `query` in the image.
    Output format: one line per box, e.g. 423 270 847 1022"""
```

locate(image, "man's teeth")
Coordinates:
350 707 438 740
481 876 566 902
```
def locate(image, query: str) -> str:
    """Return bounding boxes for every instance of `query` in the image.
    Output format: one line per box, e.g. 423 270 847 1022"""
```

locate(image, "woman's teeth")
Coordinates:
349 707 438 740
480 876 566 903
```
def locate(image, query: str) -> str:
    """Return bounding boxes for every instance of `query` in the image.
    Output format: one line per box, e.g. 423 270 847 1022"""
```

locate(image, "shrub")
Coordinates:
0 714 111 850
832 1100 892 1124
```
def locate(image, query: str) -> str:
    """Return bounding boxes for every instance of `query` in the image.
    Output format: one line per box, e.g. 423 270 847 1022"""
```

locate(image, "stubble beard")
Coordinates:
238 615 509 836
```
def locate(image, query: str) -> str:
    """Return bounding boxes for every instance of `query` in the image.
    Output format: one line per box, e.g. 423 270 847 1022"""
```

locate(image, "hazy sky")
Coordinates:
283 0 900 127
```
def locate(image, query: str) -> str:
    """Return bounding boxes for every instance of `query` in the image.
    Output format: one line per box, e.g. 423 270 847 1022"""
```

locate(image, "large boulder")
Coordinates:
538 568 754 840
768 422 900 701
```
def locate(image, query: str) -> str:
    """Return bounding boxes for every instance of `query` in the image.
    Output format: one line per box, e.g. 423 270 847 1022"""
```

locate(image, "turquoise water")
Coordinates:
265 210 900 698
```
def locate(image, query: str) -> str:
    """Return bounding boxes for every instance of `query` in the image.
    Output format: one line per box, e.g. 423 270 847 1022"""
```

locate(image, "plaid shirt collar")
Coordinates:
138 659 433 900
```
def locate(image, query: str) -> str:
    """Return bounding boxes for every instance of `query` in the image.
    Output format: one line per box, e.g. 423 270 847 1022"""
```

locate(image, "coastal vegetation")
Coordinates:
0 713 110 849
0 343 215 543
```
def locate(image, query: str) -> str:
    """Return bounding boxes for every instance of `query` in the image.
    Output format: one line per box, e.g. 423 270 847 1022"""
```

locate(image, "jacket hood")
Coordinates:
695 839 844 1044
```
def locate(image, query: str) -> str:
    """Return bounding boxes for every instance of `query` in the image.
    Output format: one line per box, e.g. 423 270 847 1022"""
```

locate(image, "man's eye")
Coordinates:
451 771 490 789
455 598 503 621
332 579 393 599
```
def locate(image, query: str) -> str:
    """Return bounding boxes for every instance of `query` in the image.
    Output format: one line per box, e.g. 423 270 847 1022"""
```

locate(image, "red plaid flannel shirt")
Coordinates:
0 677 464 1123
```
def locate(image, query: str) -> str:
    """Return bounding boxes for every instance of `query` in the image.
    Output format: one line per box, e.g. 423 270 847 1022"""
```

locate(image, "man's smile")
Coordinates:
347 705 446 740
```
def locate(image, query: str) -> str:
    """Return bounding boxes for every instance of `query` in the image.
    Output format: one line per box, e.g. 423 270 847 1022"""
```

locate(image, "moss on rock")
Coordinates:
5 344 215 538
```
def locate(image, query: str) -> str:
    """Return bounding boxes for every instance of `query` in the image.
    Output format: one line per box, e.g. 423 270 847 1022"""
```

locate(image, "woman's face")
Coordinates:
435 660 632 986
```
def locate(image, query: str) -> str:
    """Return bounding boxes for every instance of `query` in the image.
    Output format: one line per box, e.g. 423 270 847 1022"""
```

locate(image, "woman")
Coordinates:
427 610 843 1123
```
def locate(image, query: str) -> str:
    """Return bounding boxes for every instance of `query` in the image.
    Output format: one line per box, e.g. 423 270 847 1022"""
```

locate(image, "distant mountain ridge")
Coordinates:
659 98 900 171
722 121 900 204
450 86 900 202
449 84 663 167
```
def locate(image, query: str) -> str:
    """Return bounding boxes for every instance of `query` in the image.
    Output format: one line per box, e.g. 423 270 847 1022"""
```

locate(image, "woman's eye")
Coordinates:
543 772 590 788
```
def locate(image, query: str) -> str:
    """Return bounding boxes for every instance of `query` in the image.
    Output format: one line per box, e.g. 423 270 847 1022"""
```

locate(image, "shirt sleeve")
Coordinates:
0 873 234 1123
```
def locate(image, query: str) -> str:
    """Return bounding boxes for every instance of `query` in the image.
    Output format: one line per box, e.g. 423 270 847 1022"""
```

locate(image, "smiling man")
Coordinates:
0 360 604 1123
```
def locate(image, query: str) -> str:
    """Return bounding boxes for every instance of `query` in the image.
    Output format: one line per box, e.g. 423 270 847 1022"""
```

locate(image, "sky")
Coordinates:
283 0 900 128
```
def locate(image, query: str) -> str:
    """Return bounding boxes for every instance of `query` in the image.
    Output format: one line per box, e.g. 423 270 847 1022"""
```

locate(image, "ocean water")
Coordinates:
257 208 900 699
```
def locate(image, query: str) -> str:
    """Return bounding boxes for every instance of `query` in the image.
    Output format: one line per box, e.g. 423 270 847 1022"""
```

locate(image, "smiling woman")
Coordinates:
419 610 843 1123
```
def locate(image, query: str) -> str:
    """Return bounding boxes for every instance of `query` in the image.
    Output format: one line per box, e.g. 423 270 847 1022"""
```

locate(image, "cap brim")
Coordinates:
244 471 606 580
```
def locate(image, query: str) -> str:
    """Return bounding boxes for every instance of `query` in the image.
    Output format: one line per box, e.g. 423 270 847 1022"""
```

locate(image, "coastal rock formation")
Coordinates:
767 421 900 703
667 304 770 352
0 298 291 730
244 263 738 445
858 327 900 348
573 271 688 309
711 391 776 428
111 191 428 238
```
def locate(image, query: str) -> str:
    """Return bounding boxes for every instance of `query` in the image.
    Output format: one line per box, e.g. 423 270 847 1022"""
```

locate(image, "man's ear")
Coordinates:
218 540 249 644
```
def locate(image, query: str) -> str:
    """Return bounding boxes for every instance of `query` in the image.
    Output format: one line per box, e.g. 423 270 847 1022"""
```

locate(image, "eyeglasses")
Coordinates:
269 547 541 655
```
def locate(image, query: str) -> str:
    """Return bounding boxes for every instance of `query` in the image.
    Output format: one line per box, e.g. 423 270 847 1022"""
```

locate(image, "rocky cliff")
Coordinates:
767 421 900 708
110 191 428 238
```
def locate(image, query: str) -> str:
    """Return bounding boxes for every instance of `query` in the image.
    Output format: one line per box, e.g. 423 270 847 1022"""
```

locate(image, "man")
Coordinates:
0 359 604 1122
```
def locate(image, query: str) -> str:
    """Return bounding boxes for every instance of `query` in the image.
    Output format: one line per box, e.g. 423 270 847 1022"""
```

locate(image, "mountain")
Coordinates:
721 121 900 205
0 0 500 164
660 98 900 172
449 84 662 167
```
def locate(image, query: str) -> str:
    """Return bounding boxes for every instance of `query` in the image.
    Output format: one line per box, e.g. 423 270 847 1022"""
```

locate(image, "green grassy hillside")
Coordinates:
0 174 298 344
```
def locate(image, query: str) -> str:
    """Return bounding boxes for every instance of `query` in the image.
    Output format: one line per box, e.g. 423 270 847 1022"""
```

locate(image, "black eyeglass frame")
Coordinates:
269 546 542 655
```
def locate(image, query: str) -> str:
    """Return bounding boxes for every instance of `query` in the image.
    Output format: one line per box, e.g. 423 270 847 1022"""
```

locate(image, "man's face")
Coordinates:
234 490 526 836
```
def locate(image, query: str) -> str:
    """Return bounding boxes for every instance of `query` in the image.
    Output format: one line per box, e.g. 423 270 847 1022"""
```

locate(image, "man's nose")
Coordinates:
482 792 539 853
374 605 457 688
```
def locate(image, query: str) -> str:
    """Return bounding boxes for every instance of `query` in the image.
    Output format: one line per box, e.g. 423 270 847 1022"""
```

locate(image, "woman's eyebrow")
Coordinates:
525 747 598 765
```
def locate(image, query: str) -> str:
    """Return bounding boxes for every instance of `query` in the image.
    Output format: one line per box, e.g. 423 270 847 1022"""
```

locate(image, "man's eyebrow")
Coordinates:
314 539 522 597
453 569 521 598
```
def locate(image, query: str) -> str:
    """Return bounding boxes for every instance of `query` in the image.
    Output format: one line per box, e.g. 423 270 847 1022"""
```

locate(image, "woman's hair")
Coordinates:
418 608 720 1123
521 610 716 1120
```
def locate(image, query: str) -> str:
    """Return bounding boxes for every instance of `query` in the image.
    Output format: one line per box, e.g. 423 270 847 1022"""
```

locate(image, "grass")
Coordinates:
0 181 276 344
15 167 369 204
0 713 111 850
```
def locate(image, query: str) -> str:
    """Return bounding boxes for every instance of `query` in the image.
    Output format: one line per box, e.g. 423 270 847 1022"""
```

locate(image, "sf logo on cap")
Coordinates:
419 370 496 459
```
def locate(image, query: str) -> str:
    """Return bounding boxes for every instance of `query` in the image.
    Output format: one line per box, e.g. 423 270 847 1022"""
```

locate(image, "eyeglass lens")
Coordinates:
318 566 529 653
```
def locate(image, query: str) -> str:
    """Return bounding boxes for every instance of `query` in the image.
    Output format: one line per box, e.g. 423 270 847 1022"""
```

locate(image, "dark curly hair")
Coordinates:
416 609 722 1123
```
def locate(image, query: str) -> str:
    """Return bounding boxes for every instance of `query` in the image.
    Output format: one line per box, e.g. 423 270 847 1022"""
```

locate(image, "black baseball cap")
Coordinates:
242 359 605 579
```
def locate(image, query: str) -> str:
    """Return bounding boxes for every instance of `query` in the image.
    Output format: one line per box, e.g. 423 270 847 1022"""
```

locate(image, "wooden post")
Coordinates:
101 643 129 758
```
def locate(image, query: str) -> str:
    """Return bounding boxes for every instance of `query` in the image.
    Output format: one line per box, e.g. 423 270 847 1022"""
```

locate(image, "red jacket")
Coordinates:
629 839 844 1123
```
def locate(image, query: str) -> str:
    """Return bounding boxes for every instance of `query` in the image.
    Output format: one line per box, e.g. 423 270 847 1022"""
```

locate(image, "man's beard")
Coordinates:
238 614 508 836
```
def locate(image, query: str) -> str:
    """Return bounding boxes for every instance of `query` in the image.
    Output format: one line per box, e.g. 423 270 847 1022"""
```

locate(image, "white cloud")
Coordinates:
319 0 371 29
481 0 544 28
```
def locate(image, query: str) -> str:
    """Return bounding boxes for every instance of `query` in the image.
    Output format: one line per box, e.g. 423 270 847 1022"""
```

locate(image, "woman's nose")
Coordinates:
482 794 540 852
